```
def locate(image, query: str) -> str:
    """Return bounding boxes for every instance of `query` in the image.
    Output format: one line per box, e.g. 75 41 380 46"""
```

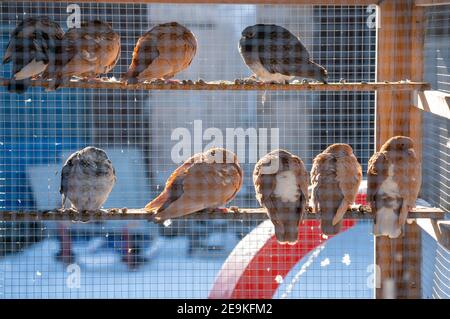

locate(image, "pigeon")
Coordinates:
239 24 328 84
123 22 197 84
253 149 309 244
60 146 116 212
3 16 64 93
144 148 243 222
44 20 120 90
367 136 422 238
310 144 362 235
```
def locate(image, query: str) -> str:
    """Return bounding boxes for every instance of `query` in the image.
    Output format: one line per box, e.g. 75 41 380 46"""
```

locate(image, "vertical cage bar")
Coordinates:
375 0 425 299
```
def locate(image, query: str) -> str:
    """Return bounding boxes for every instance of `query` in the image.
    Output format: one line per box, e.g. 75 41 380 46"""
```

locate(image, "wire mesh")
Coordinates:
421 4 450 213
421 228 450 299
421 112 449 213
424 5 450 94
0 3 376 212
420 4 450 300
1 1 442 299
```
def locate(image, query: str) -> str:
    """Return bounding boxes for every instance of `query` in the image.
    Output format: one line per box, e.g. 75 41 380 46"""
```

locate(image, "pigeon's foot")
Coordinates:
164 79 182 84
242 76 259 85
209 207 229 214
229 206 240 213
55 250 76 265
86 77 104 83
151 78 166 85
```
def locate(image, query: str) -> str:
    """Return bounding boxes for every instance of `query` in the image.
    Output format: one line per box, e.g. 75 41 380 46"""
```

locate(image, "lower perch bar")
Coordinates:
0 78 430 91
0 206 444 222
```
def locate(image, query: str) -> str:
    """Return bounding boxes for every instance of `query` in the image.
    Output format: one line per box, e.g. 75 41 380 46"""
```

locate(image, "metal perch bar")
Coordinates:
0 206 445 222
0 78 430 92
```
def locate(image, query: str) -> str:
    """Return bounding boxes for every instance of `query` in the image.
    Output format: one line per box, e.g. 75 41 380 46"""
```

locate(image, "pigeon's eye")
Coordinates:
245 31 255 38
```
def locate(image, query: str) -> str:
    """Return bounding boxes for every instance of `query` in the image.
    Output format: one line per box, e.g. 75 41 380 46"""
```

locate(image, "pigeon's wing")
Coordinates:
291 157 309 220
3 18 33 64
146 160 240 221
33 18 64 62
310 153 329 212
42 29 81 80
333 154 362 225
144 159 194 213
158 28 197 79
291 156 309 201
311 153 346 234
259 27 311 76
182 162 242 206
396 149 422 227
337 154 362 203
52 28 103 78
60 164 71 196
4 24 49 71
6 39 43 77
367 152 388 204
398 149 422 206
106 34 121 73
126 32 161 79
60 152 78 195
70 31 103 62
3 36 15 64
253 161 277 209
180 28 197 66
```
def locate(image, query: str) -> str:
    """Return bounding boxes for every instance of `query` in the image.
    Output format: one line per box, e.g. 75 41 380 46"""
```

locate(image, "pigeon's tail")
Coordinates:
269 201 302 245
144 191 169 214
320 210 342 235
317 183 344 236
7 79 30 94
373 198 403 239
309 60 328 84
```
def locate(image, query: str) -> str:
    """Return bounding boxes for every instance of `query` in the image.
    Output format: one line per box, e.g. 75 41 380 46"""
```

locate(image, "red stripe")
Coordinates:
230 219 357 299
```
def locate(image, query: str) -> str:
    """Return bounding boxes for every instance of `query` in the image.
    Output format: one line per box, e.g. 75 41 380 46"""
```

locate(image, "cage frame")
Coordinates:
1 0 449 299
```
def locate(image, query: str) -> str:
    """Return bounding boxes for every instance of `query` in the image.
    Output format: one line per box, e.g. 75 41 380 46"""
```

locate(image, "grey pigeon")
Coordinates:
60 146 116 212
239 24 328 83
3 16 64 93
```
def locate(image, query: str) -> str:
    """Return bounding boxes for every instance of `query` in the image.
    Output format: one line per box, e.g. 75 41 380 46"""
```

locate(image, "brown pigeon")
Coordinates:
44 20 120 90
253 149 309 244
367 136 422 238
3 16 64 93
144 148 242 222
310 144 362 235
123 22 197 84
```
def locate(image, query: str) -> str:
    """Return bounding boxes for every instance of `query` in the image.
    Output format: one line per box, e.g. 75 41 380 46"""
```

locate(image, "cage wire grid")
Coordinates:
0 1 443 299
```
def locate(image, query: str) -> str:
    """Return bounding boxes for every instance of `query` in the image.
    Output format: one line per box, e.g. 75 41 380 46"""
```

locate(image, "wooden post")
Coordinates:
375 0 425 299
